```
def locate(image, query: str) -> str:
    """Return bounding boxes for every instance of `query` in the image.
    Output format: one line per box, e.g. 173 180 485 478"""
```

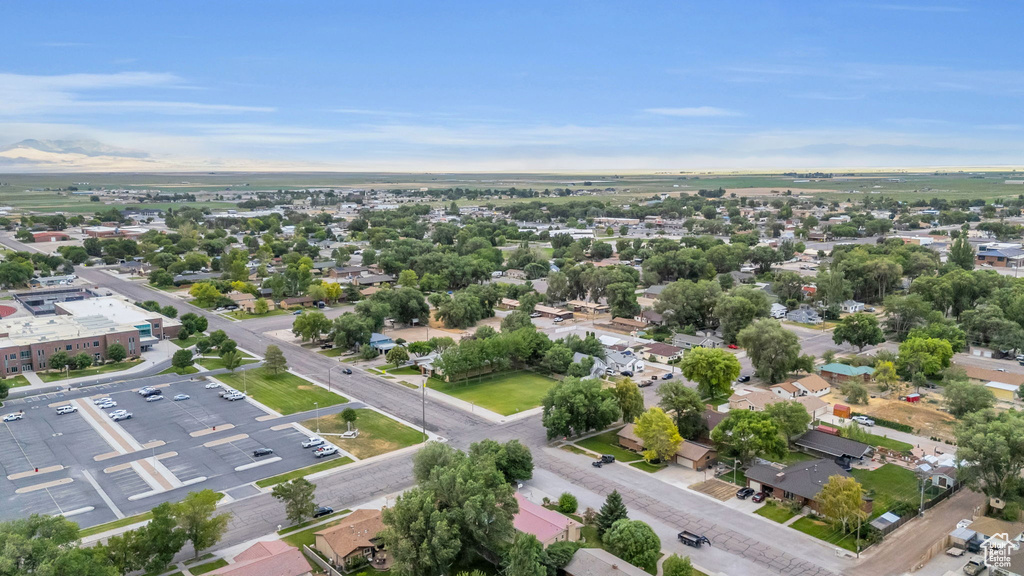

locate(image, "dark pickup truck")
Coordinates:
678 531 711 548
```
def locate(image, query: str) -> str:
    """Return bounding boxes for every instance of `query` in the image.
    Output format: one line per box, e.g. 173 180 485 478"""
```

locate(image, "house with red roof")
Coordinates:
208 540 311 576
513 493 582 547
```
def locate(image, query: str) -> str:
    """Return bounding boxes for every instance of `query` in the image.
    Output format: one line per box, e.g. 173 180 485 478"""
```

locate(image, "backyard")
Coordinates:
852 464 925 516
301 408 425 459
426 371 557 415
215 369 347 415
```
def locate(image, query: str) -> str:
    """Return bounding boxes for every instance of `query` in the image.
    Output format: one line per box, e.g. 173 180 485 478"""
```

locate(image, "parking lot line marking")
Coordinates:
131 384 170 392
131 460 173 492
15 477 73 494
73 399 140 455
148 457 184 489
203 433 248 448
81 469 123 519
94 451 122 462
256 414 280 422
47 400 74 408
234 456 281 471
2 421 36 469
7 465 63 480
191 424 235 437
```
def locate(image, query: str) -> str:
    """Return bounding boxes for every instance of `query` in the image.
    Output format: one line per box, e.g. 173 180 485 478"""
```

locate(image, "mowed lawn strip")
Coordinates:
216 369 347 415
575 428 641 463
862 432 914 452
198 358 260 371
302 409 425 459
78 511 154 538
256 456 354 488
38 359 144 383
426 371 557 415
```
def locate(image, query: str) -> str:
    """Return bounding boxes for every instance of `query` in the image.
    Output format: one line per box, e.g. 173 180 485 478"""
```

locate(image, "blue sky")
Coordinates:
2 1 1022 171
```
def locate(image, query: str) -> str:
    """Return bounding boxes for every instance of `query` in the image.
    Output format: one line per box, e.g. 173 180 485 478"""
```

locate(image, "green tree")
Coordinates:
386 346 410 366
819 476 867 534
606 281 640 318
271 478 317 526
48 350 70 371
106 343 127 363
263 344 288 375
873 360 900 392
844 382 869 405
595 490 629 537
253 298 269 315
501 310 534 332
398 269 419 288
633 407 682 463
188 282 223 307
138 502 186 574
557 492 578 514
764 400 812 445
949 231 975 271
171 349 194 370
504 533 547 576
897 337 953 378
737 319 801 383
662 554 694 576
614 378 645 424
171 489 231 559
540 344 574 374
679 347 740 400
292 310 332 342
654 279 721 329
714 286 771 343
541 377 620 439
542 542 581 576
341 407 359 430
180 312 208 335
956 409 1024 499
657 380 706 440
832 313 885 352
469 439 534 482
219 350 242 372
73 352 93 369
602 519 661 572
710 410 786 464
943 380 996 418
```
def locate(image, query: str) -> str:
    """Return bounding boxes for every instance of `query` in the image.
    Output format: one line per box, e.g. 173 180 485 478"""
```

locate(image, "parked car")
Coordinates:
292 310 303 315
864 306 876 313
139 388 161 397
752 492 766 503
93 397 113 405
553 317 563 323
852 415 875 427
55 406 78 415
737 375 751 383
319 342 334 349
111 412 132 422
173 394 190 401
591 460 603 468
620 370 633 377
226 393 245 401
600 454 616 464
313 506 334 518
727 344 739 349
529 312 541 318
205 382 220 389
662 373 674 380
302 437 325 448
342 368 352 375
736 487 755 499
340 430 359 439
98 400 117 409
963 556 986 575
315 446 339 458
3 413 23 422
145 395 164 402
253 448 274 457
109 409 128 418
138 387 156 395
637 380 654 388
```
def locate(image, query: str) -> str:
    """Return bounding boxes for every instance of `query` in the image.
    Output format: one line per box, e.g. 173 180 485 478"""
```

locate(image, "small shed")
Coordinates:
986 381 1018 402
834 404 851 419
869 512 902 536
905 393 921 403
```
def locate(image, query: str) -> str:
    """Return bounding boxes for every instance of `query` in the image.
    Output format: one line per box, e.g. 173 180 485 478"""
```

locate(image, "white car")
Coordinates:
145 395 164 402
225 393 245 401
173 394 190 401
302 437 325 449
55 406 78 415
204 382 220 389
3 413 23 422
109 409 128 418
852 416 875 427
98 400 117 409
314 445 339 458
93 397 113 405
111 412 132 422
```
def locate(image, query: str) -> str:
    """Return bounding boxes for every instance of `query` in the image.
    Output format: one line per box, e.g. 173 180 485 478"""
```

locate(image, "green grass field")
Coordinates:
198 357 260 371
862 432 914 452
172 335 202 349
159 365 198 376
772 450 818 466
256 457 354 488
78 511 154 538
790 516 859 552
38 359 144 382
318 347 346 357
225 308 289 321
389 366 422 376
755 501 798 523
302 409 425 459
4 375 29 388
426 371 557 415
630 461 667 473
576 428 641 463
215 369 347 415
852 464 921 515
189 559 228 575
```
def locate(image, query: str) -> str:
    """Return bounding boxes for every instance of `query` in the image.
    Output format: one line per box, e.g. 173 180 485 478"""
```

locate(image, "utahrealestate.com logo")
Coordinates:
987 533 1019 570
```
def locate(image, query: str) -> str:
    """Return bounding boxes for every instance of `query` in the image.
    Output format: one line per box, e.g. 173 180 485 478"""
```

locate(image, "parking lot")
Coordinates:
0 375 359 529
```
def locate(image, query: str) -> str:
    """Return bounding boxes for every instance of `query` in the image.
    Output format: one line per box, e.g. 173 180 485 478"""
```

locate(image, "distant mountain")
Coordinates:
0 139 150 159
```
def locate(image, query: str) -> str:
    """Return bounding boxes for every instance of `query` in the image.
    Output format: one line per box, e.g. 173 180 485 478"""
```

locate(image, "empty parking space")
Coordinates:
104 467 153 498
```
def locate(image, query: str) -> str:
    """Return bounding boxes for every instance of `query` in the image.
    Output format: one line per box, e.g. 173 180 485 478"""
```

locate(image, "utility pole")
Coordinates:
315 402 320 434
421 375 427 440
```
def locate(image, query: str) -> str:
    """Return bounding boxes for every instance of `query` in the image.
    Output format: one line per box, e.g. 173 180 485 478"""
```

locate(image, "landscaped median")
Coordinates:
426 370 558 416
214 368 347 415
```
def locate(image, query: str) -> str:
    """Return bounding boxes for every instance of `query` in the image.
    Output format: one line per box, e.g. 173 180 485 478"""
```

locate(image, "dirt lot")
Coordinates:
824 391 956 441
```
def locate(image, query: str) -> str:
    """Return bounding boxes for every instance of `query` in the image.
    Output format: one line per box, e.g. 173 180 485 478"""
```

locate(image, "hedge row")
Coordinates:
851 412 915 433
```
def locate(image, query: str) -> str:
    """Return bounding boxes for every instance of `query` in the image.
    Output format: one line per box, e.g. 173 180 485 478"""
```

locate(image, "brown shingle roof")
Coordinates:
314 509 384 559
960 365 1024 387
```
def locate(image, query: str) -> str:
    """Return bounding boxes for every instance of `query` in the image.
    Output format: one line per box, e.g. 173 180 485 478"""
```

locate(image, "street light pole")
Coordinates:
421 375 426 441
315 402 320 434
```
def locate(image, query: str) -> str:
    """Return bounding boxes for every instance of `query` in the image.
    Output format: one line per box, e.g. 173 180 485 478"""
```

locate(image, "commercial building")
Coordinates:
14 287 98 316
54 297 181 341
0 315 141 375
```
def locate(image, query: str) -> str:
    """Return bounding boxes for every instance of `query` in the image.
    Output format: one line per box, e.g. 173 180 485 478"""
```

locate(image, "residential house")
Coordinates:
563 548 648 576
313 509 388 570
498 298 521 310
29 275 77 288
729 388 829 420
610 317 647 333
977 245 1024 268
173 271 222 285
793 430 873 461
917 463 958 489
643 285 669 299
605 351 644 374
513 493 582 547
369 333 396 353
771 374 831 398
700 409 728 443
208 540 311 576
504 269 528 279
534 305 574 320
786 305 822 325
962 365 1024 388
637 310 664 326
353 274 395 287
567 300 610 315
987 381 1019 402
616 423 717 470
642 342 683 363
745 459 865 514
571 352 607 379
818 363 874 385
840 300 865 313
329 266 371 280
672 331 723 350
118 260 149 275
278 296 314 310
770 303 788 319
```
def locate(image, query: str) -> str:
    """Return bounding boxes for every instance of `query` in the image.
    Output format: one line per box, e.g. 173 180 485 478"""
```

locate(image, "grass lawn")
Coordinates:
215 369 347 415
257 456 354 488
755 501 798 523
318 347 346 357
862 432 914 452
772 450 817 466
426 371 557 415
852 464 921 514
278 509 352 535
198 357 260 371
172 335 201 348
225 308 289 321
390 366 422 376
79 511 154 538
38 359 144 383
4 375 29 388
189 559 228 575
575 428 641 463
790 516 858 552
159 365 199 376
630 461 667 473
717 458 748 486
303 409 425 459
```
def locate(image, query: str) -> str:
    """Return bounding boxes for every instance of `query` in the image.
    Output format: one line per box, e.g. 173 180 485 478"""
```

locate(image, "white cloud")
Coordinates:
645 107 741 117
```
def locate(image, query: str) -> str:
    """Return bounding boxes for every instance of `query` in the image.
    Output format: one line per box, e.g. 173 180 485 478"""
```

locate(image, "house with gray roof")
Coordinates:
572 352 607 380
786 305 822 325
745 458 864 514
563 548 648 576
793 430 873 460
672 331 723 350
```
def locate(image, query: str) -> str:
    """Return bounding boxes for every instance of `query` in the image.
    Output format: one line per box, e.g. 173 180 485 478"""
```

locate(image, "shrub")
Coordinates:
850 413 914 433
1004 502 1021 522
558 492 578 514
